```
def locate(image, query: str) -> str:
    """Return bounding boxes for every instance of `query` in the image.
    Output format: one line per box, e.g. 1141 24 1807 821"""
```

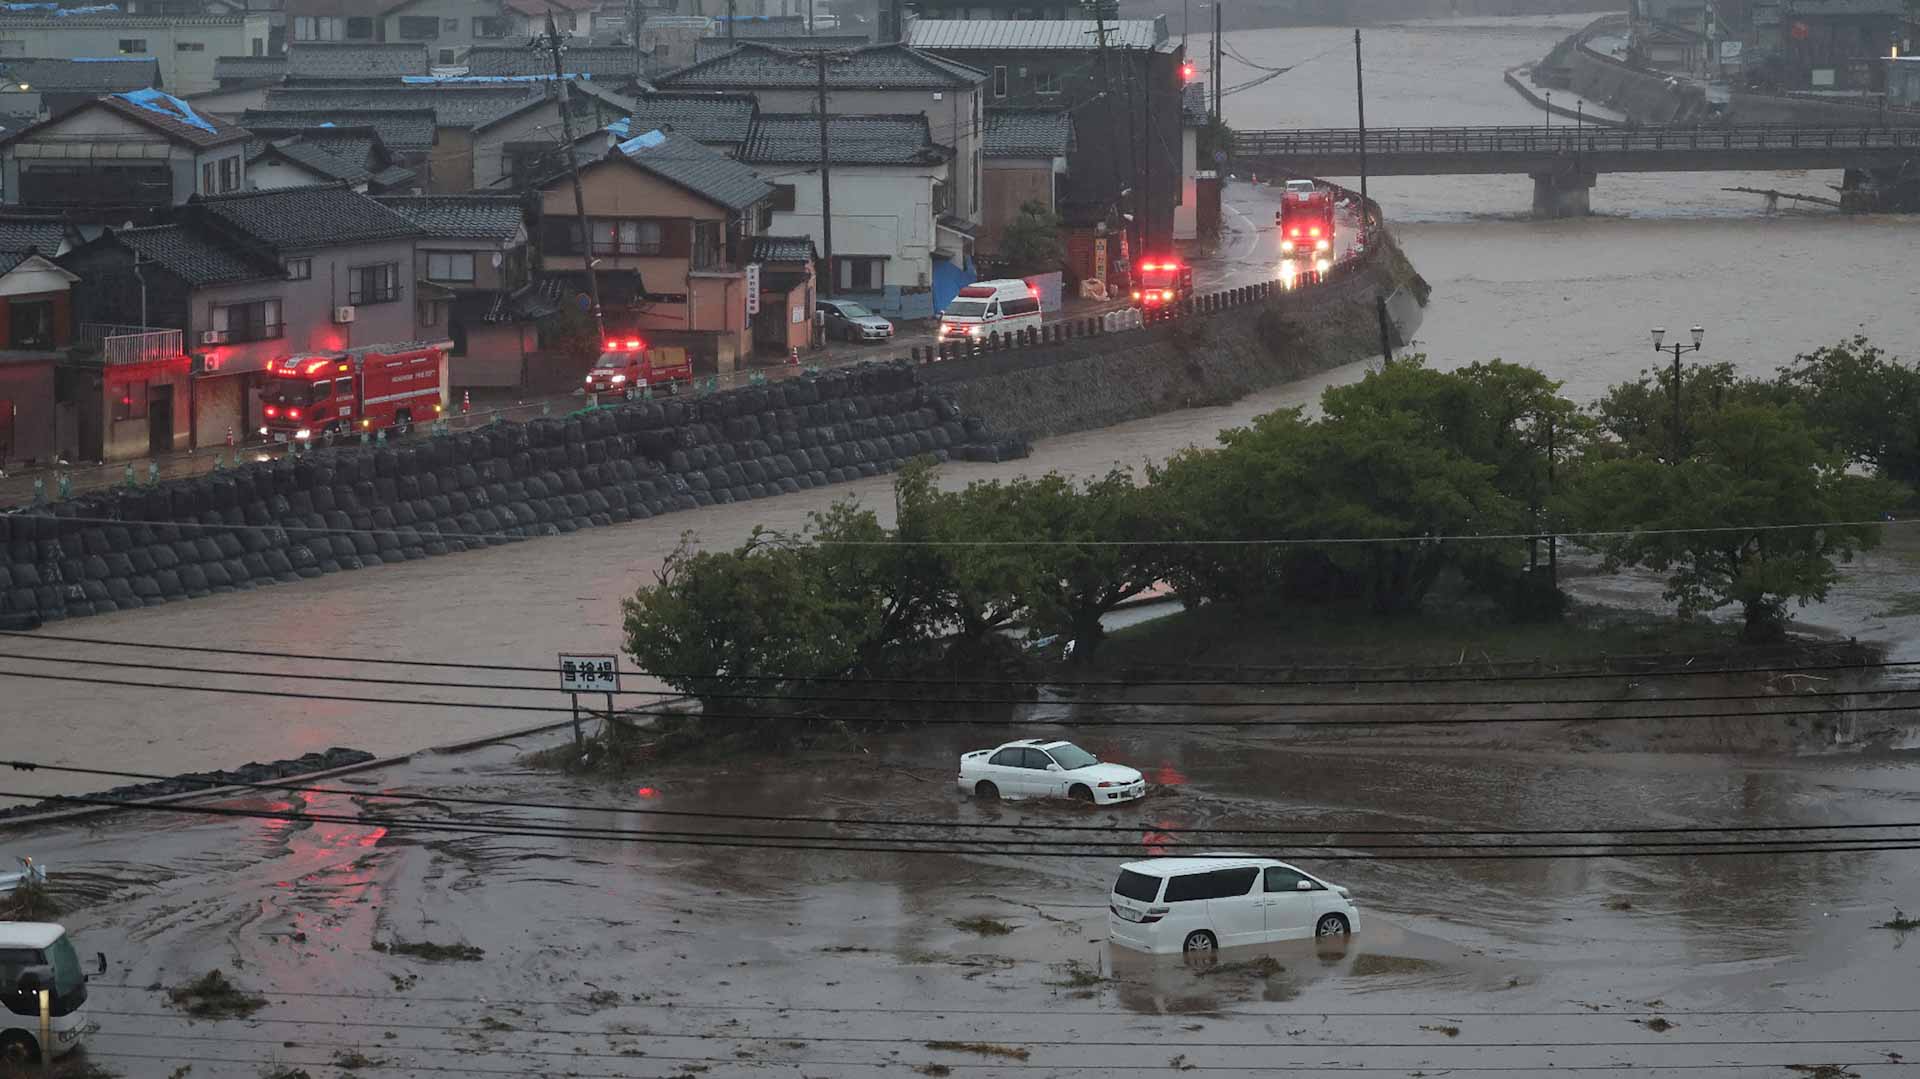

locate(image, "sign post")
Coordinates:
745 262 762 316
558 653 621 746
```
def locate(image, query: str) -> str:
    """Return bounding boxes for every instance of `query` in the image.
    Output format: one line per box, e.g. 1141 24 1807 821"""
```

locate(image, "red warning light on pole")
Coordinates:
1181 61 1197 81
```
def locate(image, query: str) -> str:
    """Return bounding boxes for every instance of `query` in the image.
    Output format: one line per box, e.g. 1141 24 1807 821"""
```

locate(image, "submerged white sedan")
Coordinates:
957 738 1147 805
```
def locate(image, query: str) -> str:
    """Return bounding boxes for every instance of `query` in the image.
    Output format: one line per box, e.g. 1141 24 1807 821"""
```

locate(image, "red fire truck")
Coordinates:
259 344 446 443
582 335 693 398
1130 258 1195 308
1277 179 1336 262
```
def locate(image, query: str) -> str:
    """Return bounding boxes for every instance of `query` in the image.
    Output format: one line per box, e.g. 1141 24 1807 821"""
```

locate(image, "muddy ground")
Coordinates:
8 706 1920 1079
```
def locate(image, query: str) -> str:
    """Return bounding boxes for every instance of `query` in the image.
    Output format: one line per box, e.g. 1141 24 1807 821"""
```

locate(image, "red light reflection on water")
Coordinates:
635 787 659 799
1154 766 1187 786
1141 818 1180 855
356 827 388 848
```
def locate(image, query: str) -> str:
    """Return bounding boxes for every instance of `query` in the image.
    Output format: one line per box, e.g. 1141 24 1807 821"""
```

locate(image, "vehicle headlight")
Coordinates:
294 428 312 440
969 326 982 337
1316 238 1331 252
1281 239 1295 252
612 374 626 383
257 426 268 435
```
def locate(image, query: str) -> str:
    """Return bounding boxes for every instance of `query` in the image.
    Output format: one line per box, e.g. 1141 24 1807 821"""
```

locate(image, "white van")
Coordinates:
938 279 1043 342
1107 855 1359 956
0 921 104 1061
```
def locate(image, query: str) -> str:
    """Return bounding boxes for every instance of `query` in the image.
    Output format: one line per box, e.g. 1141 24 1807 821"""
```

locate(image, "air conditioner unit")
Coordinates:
199 329 228 345
332 305 357 324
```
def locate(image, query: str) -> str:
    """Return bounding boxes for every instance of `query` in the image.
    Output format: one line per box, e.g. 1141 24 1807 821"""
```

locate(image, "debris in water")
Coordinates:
166 970 268 1019
923 1041 1031 1061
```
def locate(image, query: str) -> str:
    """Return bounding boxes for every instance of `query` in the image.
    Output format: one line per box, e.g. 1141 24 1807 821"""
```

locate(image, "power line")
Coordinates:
4 666 1914 728
15 510 1915 548
8 628 1908 688
84 988 1920 1018
70 1047 1920 1076
0 648 1906 711
84 1019 1920 1054
12 790 1920 860
12 758 1918 840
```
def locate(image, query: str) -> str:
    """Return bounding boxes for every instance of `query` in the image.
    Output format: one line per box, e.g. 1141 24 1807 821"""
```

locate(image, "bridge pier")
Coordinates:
1530 166 1596 218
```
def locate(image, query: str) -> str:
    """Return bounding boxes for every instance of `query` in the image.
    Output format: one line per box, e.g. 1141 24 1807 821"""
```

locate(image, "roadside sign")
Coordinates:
558 653 620 693
745 262 762 315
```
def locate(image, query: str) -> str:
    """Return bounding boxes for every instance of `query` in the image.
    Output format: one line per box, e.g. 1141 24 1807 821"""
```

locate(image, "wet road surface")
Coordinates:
11 712 1920 1078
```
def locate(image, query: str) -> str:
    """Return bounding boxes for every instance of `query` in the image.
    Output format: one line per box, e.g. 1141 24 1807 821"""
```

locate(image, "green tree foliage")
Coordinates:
539 306 601 369
998 469 1162 659
621 526 880 711
1590 360 1773 462
1565 400 1902 642
1776 336 1920 489
997 200 1067 279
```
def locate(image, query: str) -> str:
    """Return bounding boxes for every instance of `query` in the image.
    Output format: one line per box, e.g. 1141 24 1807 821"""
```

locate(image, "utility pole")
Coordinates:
628 0 646 79
726 0 736 43
535 11 604 343
1142 46 1152 255
816 51 834 299
1545 409 1558 588
1212 2 1223 122
1354 28 1368 208
1652 325 1705 464
1121 45 1141 262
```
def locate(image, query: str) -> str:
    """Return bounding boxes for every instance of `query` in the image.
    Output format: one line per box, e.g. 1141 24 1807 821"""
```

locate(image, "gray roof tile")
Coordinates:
0 56 157 93
0 216 67 255
656 42 985 91
749 234 814 263
239 109 438 155
247 135 373 183
375 194 524 241
693 33 870 63
110 223 279 287
464 45 641 80
600 127 771 212
25 91 251 150
286 43 430 80
214 54 287 82
908 18 1171 52
611 92 757 146
191 182 422 252
261 84 545 130
744 113 944 165
983 108 1073 158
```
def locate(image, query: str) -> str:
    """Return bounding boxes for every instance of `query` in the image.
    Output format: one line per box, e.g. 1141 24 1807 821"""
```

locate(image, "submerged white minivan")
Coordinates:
1107 855 1359 956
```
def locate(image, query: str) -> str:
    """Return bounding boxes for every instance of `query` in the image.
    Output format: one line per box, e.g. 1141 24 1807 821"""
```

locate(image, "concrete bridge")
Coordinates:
1234 124 1920 215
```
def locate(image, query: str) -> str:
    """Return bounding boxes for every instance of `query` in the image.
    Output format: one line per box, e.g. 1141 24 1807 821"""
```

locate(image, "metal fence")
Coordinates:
102 328 185 367
1235 123 1920 157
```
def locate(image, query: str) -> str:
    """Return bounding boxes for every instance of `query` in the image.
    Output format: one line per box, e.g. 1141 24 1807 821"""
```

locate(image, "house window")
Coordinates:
349 262 401 304
9 299 54 350
426 251 476 282
972 149 980 213
118 38 148 53
292 16 341 40
692 221 721 269
441 17 458 29
345 16 374 38
176 41 205 51
1035 68 1059 94
218 156 240 192
475 15 511 37
587 219 664 256
201 162 216 194
284 257 311 280
770 184 796 211
211 298 284 343
397 15 439 39
655 42 671 59
993 65 1007 98
438 48 456 65
836 257 884 293
113 380 148 422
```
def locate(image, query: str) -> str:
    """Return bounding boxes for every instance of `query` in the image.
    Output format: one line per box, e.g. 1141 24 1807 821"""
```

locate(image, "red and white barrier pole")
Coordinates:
461 389 471 414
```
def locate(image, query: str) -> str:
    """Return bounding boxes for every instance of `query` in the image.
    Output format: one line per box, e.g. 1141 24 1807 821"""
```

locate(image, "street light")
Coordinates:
1544 90 1552 131
1652 325 1706 462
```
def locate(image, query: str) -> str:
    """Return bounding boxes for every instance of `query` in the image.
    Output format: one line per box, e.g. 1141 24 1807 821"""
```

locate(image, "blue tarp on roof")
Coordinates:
400 73 591 84
616 128 665 154
114 87 216 133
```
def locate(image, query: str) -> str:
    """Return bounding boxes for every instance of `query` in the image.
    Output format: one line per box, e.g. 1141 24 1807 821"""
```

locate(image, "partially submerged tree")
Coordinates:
1776 336 1920 489
1565 401 1901 642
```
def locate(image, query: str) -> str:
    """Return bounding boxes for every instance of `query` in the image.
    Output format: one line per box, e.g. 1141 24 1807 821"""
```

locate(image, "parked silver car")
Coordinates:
817 299 894 342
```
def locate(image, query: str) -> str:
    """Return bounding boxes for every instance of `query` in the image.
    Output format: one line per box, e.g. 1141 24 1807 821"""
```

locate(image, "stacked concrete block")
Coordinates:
0 361 1026 625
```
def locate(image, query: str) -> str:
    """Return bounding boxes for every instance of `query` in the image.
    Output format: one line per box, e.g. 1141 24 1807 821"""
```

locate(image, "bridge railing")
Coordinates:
1234 124 1920 157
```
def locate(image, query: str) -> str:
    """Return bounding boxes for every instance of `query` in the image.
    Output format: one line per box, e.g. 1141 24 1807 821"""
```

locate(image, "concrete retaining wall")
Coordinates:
1569 46 1707 124
928 242 1426 442
0 363 1018 624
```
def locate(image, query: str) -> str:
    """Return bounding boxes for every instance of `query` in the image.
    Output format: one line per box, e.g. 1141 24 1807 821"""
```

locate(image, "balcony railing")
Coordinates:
101 328 186 367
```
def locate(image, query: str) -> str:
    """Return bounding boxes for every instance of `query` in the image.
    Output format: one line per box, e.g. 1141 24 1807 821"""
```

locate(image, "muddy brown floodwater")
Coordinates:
10 710 1920 1079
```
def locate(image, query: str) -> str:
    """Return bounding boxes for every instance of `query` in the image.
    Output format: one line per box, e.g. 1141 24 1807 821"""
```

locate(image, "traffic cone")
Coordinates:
788 346 799 367
225 426 234 449
461 389 471 414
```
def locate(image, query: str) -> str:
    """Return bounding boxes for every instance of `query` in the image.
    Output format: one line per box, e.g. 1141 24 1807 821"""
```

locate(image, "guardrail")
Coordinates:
1235 124 1920 157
